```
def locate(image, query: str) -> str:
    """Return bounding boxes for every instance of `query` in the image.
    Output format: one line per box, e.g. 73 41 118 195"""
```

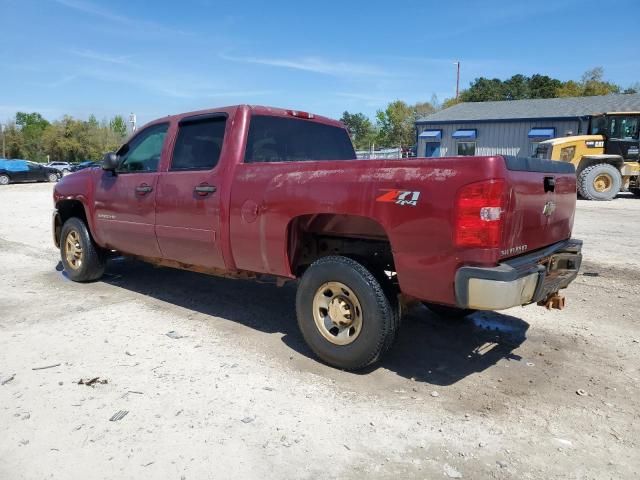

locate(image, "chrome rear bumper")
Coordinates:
455 239 582 310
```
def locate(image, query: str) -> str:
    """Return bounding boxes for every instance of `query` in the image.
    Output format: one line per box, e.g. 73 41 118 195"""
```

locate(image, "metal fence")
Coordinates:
355 148 402 159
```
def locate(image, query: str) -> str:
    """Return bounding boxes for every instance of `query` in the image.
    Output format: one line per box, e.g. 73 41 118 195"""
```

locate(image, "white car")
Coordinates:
46 162 73 175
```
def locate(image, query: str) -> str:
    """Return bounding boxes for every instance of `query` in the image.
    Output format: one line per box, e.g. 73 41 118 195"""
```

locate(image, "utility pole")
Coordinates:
1 124 5 158
129 113 137 134
454 61 461 99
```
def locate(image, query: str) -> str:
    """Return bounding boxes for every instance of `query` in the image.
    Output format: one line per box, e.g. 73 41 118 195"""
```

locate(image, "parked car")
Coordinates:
0 159 60 185
52 105 583 370
70 161 100 172
46 161 74 175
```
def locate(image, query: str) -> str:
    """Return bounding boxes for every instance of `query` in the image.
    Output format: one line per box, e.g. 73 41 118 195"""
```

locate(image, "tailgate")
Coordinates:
500 156 576 259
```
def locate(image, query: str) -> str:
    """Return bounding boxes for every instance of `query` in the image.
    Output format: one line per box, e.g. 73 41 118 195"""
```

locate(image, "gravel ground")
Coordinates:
1 183 639 480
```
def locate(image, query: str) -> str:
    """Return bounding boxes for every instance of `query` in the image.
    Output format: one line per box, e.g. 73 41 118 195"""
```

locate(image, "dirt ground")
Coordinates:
1 183 639 480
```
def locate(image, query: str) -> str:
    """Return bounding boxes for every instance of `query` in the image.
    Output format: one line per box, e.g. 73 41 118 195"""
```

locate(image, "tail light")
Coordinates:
455 179 505 248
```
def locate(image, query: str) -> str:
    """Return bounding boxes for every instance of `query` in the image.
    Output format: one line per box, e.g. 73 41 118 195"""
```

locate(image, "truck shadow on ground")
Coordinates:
97 258 528 386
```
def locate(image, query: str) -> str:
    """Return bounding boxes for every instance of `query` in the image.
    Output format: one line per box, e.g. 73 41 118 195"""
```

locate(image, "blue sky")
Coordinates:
1 0 638 125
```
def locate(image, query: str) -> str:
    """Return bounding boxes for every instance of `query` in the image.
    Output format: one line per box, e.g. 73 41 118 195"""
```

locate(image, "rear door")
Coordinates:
93 123 169 256
154 113 227 269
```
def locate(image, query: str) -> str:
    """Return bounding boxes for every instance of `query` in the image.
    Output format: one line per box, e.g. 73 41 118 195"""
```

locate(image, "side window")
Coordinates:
170 116 226 171
118 123 169 173
456 142 476 156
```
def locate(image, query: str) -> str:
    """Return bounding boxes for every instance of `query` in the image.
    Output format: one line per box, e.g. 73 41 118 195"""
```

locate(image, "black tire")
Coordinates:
62 169 70 175
424 302 476 320
60 217 105 282
296 256 397 370
630 188 640 197
578 163 622 201
0 174 9 186
47 172 58 182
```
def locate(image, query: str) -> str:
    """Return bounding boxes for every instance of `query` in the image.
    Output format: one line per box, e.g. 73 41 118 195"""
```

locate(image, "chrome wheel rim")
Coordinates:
312 281 363 345
0 176 8 185
64 230 83 270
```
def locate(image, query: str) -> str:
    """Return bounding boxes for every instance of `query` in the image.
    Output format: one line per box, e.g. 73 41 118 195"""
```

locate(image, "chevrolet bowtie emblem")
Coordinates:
542 201 556 217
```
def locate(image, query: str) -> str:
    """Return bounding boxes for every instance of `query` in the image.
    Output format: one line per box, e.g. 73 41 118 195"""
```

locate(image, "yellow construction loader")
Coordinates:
536 112 640 200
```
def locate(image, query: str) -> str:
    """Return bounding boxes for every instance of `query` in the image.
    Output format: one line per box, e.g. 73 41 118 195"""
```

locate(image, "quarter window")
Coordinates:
118 123 169 173
171 116 227 171
456 142 476 156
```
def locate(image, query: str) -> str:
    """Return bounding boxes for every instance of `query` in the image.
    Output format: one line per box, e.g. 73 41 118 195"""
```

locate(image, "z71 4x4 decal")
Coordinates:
376 189 421 207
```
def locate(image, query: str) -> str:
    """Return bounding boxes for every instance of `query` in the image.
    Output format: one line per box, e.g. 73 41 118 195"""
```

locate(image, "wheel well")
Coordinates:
54 200 89 247
287 214 395 278
577 156 624 176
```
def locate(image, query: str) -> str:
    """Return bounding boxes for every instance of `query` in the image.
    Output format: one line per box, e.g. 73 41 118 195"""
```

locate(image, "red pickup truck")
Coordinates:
53 105 582 370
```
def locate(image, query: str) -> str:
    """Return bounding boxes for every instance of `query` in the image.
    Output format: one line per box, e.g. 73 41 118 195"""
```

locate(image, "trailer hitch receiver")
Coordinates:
538 293 565 310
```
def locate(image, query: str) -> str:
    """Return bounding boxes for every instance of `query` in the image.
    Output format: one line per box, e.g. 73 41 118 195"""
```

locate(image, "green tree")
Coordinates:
413 101 436 122
15 112 50 161
110 115 127 138
503 74 530 100
528 74 562 99
375 101 414 148
459 78 504 102
580 67 620 96
340 111 376 150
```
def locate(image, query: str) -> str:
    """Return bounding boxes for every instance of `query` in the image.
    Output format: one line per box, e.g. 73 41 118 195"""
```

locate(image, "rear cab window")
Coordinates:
244 115 356 163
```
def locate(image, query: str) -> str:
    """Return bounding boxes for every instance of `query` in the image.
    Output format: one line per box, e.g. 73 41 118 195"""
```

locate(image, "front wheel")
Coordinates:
296 256 398 370
578 163 622 201
60 217 105 282
47 172 58 182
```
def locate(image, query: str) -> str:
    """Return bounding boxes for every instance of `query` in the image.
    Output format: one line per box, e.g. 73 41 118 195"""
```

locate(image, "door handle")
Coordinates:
135 184 153 195
194 184 217 196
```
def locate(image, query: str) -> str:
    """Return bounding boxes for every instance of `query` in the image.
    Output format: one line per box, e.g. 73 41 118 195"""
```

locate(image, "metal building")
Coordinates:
415 94 640 158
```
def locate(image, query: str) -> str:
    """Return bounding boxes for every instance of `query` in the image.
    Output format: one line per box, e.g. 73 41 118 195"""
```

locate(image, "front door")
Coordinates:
154 114 227 269
93 122 169 257
425 142 441 157
605 115 640 160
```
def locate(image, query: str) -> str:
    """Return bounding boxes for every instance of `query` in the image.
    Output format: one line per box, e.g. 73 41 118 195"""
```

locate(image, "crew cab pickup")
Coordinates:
53 105 582 370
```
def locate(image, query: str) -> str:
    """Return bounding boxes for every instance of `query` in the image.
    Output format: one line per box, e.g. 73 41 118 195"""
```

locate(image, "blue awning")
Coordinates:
528 128 555 139
452 129 477 139
419 130 442 140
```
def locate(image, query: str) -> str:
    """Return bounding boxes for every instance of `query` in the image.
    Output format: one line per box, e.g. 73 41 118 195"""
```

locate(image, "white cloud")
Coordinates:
220 53 387 77
53 0 187 35
69 49 132 66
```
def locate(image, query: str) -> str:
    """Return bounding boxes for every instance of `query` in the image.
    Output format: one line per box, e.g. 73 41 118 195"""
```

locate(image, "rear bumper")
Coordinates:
455 239 582 310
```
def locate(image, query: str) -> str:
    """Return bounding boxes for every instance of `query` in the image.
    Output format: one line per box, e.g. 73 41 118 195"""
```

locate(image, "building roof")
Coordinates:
417 94 640 123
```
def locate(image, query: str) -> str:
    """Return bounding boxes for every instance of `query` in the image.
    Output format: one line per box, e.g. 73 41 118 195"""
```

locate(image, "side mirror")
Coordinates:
102 152 120 171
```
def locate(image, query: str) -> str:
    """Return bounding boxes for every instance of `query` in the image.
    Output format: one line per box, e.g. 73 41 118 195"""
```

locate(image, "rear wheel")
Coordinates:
296 256 398 370
60 217 105 282
0 174 9 185
424 302 476 320
578 163 622 201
